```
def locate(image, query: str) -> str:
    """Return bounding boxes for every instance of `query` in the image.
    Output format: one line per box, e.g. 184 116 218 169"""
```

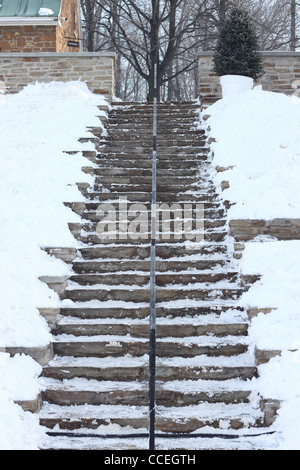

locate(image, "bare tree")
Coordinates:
80 0 300 101
81 0 212 100
81 0 107 51
290 0 300 50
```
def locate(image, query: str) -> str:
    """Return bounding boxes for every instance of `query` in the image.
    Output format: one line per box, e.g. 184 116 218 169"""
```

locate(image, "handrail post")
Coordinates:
149 63 157 451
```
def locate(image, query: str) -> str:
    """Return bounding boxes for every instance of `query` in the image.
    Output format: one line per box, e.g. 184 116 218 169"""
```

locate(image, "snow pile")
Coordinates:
38 8 54 16
207 86 300 219
0 81 108 449
205 88 300 449
0 353 42 450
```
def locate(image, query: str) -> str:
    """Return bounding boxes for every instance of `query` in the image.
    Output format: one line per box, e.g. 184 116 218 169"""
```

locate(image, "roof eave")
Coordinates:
0 17 59 26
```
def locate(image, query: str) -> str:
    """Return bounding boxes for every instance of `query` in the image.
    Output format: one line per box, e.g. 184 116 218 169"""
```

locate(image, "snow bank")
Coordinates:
0 80 107 347
0 353 43 450
0 81 108 449
205 88 300 449
206 87 300 219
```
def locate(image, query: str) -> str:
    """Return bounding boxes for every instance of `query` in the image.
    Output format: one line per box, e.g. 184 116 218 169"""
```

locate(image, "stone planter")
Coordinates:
220 74 254 98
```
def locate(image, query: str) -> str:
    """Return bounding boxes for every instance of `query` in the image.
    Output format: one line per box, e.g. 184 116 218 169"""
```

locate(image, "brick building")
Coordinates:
0 0 82 53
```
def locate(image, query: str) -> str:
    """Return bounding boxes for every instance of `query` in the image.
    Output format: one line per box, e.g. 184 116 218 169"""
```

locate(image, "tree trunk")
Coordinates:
291 0 297 51
148 0 161 101
219 0 227 24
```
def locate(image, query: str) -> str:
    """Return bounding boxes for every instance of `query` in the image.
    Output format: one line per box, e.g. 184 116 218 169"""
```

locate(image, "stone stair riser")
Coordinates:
53 341 248 358
42 365 257 382
42 389 251 408
52 322 247 338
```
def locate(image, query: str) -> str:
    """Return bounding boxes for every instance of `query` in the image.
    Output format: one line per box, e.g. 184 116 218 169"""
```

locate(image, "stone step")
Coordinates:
78 243 228 260
95 157 208 167
82 218 226 232
41 377 252 407
82 206 224 219
101 139 207 148
108 118 200 126
81 218 225 232
93 183 212 193
65 286 243 303
110 101 199 108
59 305 246 321
99 146 209 156
72 258 229 274
82 204 226 215
109 107 199 114
109 105 199 113
39 401 266 435
107 113 199 121
106 129 205 138
52 321 247 338
107 119 199 128
79 231 227 245
40 430 278 451
86 191 219 203
94 159 207 169
42 358 256 382
83 200 222 211
92 167 201 177
94 175 199 186
69 272 239 287
52 331 249 357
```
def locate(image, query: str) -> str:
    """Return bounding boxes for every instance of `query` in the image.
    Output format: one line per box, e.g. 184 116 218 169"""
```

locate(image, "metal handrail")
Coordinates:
149 63 158 451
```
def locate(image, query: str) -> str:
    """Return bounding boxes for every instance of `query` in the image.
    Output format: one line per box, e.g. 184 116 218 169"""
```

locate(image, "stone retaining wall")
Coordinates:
230 219 300 242
0 25 57 53
0 52 116 99
198 51 300 103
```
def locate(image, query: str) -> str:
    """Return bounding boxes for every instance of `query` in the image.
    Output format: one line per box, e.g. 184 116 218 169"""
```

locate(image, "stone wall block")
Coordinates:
0 53 116 99
198 52 300 103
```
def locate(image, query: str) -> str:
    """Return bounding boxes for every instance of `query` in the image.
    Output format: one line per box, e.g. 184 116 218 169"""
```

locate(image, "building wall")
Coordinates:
56 0 82 52
198 52 300 104
0 52 115 99
0 0 82 53
0 25 57 53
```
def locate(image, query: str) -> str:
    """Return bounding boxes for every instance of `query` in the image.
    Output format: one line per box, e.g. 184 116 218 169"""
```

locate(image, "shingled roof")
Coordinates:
0 0 62 18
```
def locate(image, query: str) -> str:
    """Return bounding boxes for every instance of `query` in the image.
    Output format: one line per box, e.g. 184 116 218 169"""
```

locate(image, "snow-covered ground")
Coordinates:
0 81 107 449
205 87 300 450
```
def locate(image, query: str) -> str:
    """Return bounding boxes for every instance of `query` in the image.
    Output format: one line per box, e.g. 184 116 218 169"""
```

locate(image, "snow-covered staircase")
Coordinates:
39 102 278 450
